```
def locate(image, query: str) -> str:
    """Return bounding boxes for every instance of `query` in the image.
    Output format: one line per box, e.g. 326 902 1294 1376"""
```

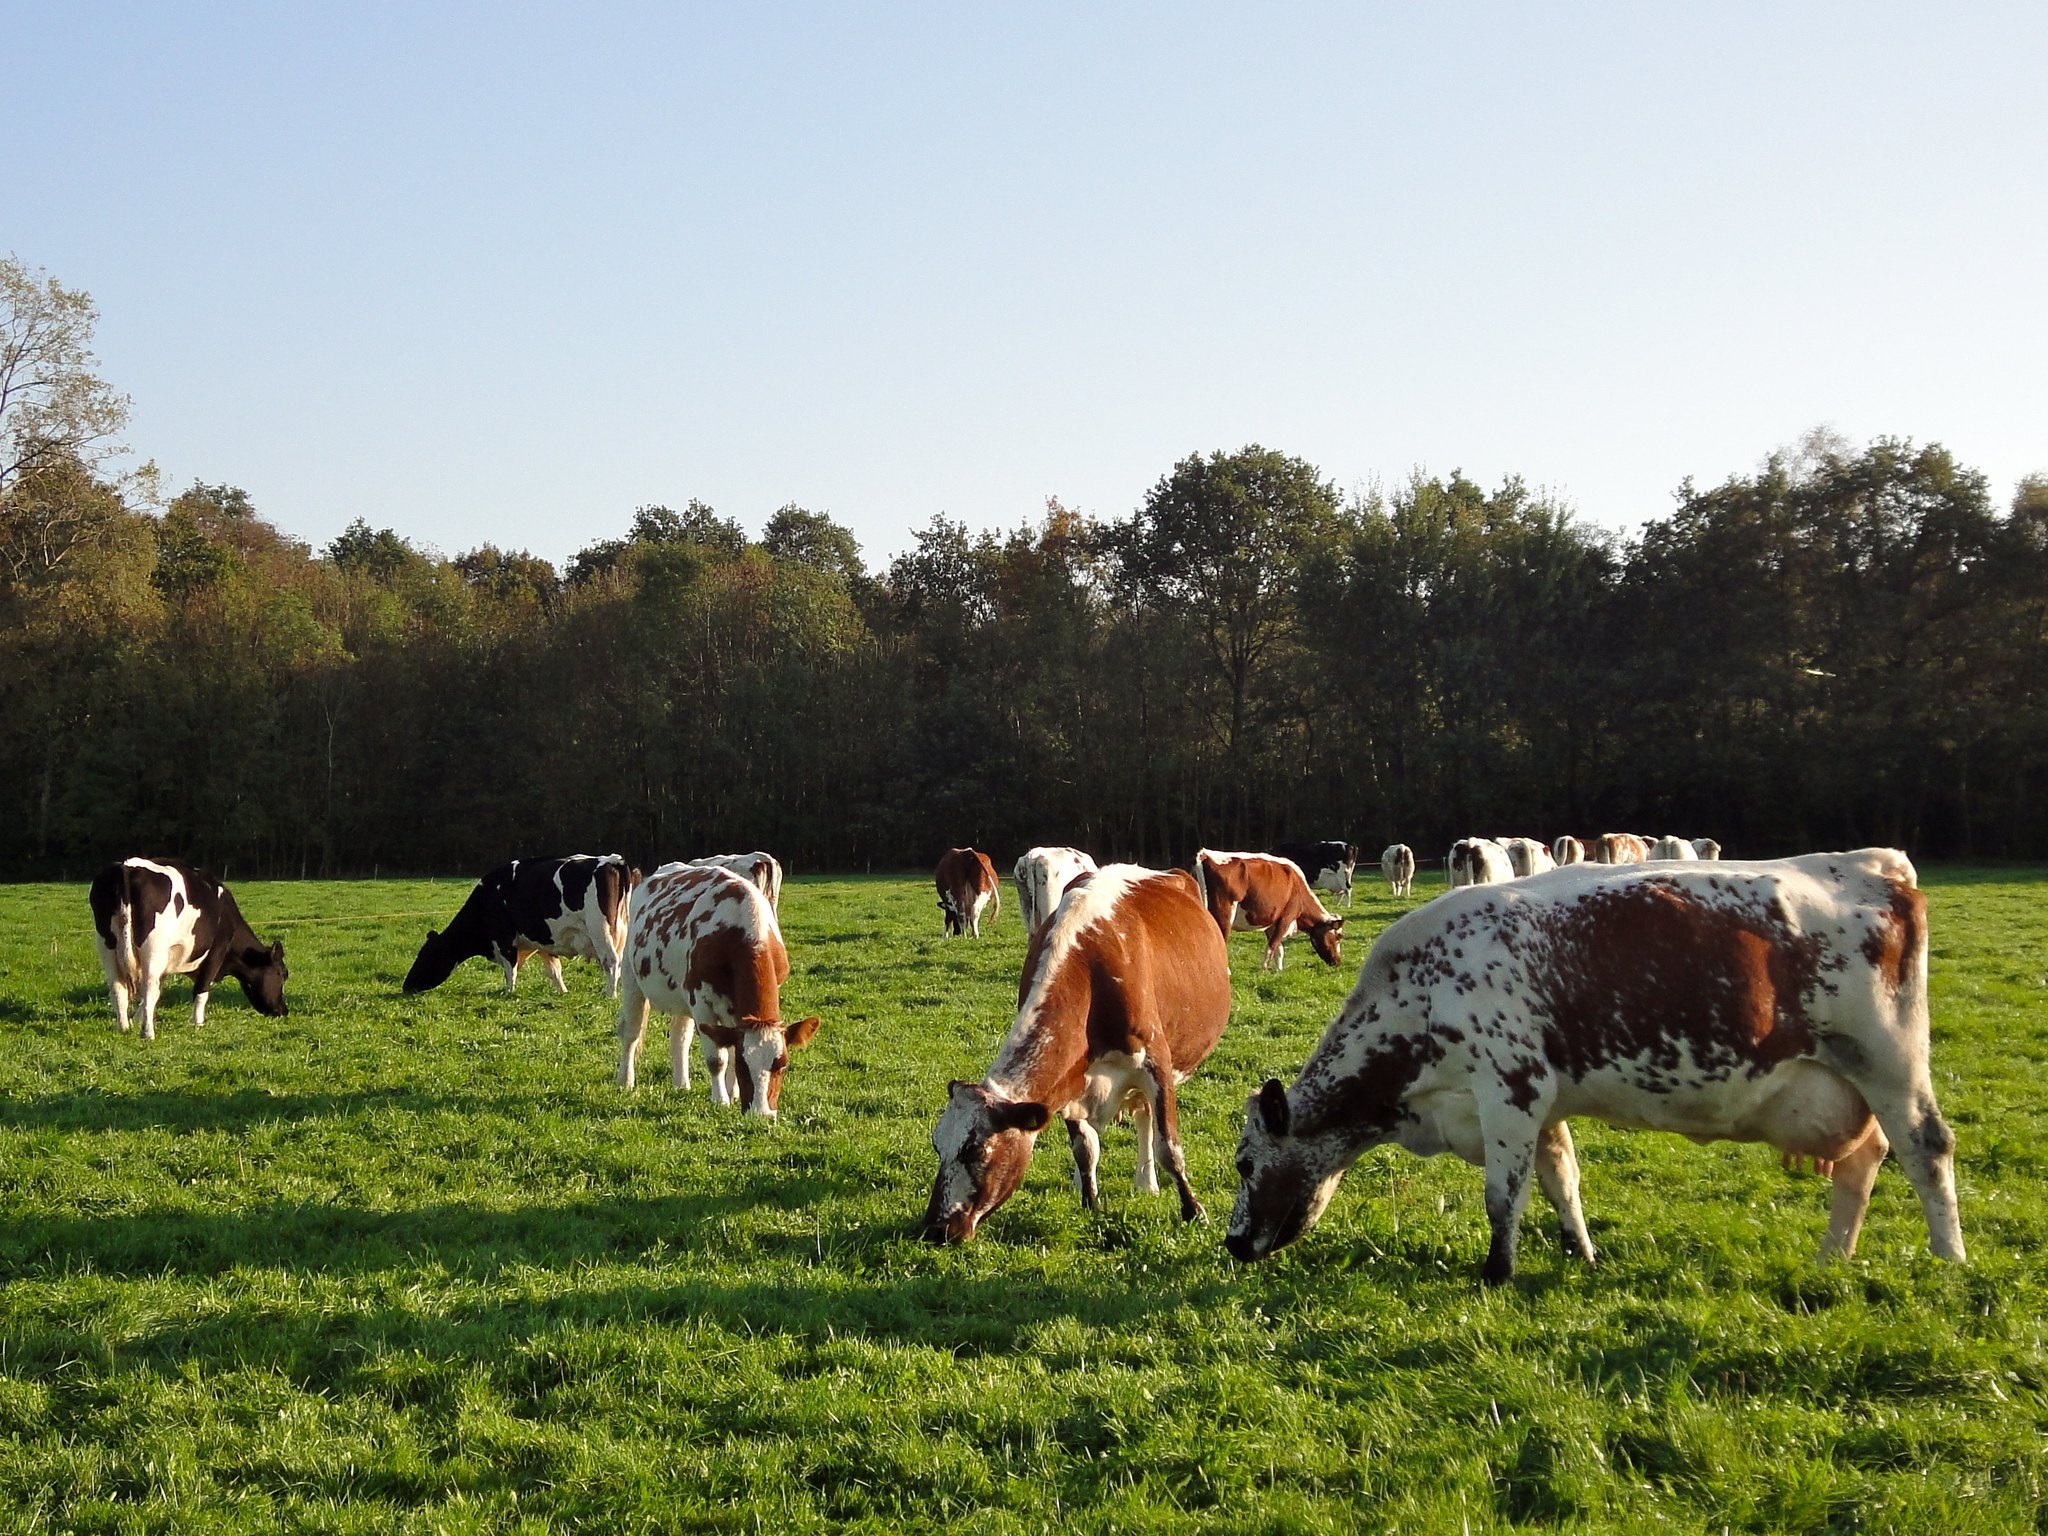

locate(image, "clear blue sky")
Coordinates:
9 2 2044 568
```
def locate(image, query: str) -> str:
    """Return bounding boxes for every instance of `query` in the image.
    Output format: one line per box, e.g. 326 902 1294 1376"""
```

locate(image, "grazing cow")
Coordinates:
1224 850 1965 1283
1195 850 1344 970
1269 841 1358 905
616 863 820 1114
89 858 289 1040
1448 838 1514 888
1499 837 1556 879
935 847 1002 937
1014 846 1098 934
1649 835 1699 861
404 855 639 998
682 852 783 912
1381 844 1416 898
1552 836 1585 867
1693 839 1723 860
1589 832 1650 865
922 865 1230 1241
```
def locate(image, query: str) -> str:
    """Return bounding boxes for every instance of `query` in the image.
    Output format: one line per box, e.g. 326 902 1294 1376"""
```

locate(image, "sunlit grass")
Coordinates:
0 867 2041 1531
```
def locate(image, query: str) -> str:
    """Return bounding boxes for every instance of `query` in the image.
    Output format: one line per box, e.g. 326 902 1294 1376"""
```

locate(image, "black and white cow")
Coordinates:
89 858 289 1040
1269 841 1357 905
1225 850 1965 1283
403 855 640 997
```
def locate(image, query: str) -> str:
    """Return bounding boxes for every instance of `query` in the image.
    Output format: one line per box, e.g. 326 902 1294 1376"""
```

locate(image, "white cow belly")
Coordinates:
1552 1055 1860 1143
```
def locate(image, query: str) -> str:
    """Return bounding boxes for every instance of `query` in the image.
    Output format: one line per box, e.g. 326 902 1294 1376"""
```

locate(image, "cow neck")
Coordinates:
984 930 1095 1110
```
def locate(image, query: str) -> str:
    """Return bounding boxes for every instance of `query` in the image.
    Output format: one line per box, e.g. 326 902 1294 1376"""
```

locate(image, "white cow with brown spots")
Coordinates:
1589 832 1650 864
1380 844 1416 898
1013 846 1098 934
1225 850 1964 1283
922 865 1231 1242
616 864 819 1115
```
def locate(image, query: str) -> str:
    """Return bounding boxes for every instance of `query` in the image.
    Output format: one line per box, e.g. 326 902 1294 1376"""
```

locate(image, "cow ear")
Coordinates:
270 940 284 960
786 1016 821 1050
1258 1079 1291 1137
997 1100 1052 1133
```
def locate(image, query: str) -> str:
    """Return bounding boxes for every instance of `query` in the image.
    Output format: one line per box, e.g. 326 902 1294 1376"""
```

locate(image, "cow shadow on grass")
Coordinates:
0 1085 451 1135
0 1175 850 1284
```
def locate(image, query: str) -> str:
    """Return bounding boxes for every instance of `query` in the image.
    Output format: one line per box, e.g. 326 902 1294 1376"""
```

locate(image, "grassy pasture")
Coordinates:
0 868 2043 1534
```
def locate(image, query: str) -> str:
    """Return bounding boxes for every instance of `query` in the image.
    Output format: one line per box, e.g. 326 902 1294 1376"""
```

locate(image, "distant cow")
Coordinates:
404 855 639 998
1693 839 1723 860
1381 844 1416 898
923 865 1229 1241
1269 841 1357 905
1499 837 1556 879
1224 850 1965 1282
682 852 783 912
1448 838 1514 887
1013 846 1097 934
1195 850 1344 970
616 863 820 1115
89 858 289 1040
935 847 1001 937
1649 835 1699 861
1589 833 1650 865
1552 836 1585 866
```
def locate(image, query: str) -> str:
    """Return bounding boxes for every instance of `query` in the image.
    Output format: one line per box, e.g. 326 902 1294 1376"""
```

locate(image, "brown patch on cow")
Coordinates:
1524 880 1824 1082
1860 879 1923 995
638 956 651 978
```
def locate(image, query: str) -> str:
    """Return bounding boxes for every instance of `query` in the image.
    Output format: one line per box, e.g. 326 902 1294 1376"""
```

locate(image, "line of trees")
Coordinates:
4 255 2046 877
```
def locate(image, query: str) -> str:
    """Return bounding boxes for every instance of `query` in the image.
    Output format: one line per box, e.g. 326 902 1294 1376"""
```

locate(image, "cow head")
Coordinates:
922 1080 1052 1242
1224 1079 1353 1262
1304 915 1344 967
735 1015 821 1117
403 927 466 994
233 940 290 1017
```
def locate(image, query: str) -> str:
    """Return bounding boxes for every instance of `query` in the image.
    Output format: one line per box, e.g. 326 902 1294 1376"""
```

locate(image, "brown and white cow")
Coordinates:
1693 838 1723 860
922 865 1231 1242
1013 846 1097 934
935 847 1001 937
1499 837 1556 878
1589 832 1650 865
1649 835 1699 861
616 863 820 1115
1381 844 1416 898
90 858 289 1039
1448 838 1514 888
1551 835 1585 866
1195 850 1344 970
1225 850 1965 1283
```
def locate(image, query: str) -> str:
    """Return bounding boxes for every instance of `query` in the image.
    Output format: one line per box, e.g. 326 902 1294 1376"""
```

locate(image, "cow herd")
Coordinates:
82 835 1968 1285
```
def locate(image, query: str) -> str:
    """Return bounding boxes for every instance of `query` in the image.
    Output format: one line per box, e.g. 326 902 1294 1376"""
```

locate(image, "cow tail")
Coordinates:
112 867 142 989
1194 851 1211 914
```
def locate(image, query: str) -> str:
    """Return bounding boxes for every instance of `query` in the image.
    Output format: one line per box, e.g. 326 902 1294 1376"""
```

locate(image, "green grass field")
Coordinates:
0 868 2043 1533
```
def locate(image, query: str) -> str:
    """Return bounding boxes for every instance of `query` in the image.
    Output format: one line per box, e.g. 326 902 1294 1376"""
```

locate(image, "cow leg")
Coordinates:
192 986 210 1028
702 1035 736 1105
1477 1107 1545 1284
1140 1060 1204 1223
670 1015 696 1092
1533 1120 1596 1264
616 977 650 1088
1861 1081 1965 1262
136 964 167 1042
539 954 567 994
1130 1096 1160 1195
1065 1117 1102 1209
500 948 523 992
1819 1122 1889 1259
1263 925 1287 972
97 944 133 1032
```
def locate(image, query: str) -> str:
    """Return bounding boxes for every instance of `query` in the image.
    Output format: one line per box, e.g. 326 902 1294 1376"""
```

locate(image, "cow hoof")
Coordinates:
1481 1256 1515 1286
1180 1199 1208 1224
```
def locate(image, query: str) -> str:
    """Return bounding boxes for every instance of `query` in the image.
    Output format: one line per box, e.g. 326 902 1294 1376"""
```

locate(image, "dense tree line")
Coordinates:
5 257 2046 876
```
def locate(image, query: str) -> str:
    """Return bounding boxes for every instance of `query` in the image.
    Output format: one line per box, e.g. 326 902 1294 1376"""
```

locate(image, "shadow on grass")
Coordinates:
0 1085 451 1134
0 1178 848 1282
